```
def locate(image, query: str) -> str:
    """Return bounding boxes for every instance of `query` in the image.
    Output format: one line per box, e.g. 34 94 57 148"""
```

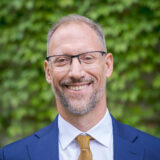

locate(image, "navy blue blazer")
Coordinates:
0 115 160 160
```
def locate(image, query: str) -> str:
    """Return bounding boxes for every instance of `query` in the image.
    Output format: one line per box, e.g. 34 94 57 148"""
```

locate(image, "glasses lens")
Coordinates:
80 52 101 64
51 55 70 67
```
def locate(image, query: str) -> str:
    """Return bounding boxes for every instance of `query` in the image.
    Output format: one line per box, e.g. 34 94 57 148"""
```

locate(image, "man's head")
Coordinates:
44 14 113 117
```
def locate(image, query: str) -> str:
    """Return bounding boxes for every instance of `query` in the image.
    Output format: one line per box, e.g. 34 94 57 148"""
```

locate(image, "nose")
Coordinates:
68 57 85 79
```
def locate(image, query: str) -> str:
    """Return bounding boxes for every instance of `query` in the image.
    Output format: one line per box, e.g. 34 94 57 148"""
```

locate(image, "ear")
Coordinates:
44 60 52 84
104 53 113 78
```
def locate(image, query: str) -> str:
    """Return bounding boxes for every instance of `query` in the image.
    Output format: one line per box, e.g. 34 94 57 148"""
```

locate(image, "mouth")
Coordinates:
65 83 92 91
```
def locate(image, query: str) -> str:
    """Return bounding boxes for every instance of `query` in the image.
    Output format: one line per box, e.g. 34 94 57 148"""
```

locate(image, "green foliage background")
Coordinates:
0 0 160 147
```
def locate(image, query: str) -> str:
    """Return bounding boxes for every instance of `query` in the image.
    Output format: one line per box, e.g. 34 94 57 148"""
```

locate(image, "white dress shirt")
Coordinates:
58 109 113 160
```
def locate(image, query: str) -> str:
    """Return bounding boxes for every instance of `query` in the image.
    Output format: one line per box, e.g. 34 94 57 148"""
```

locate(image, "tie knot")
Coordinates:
76 135 93 149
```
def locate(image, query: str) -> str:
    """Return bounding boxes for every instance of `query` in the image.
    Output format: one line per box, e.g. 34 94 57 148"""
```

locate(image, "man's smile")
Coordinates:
65 83 92 91
67 85 88 91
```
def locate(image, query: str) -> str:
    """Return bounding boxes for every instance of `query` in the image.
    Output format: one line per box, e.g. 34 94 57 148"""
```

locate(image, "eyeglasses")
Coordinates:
46 51 106 71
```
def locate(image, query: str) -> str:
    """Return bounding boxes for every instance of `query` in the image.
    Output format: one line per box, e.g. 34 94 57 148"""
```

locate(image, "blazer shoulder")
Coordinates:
0 133 36 160
112 116 160 158
131 125 160 159
0 116 58 160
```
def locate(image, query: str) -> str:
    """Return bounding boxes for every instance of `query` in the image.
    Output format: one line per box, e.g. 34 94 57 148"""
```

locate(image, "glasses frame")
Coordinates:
45 51 106 65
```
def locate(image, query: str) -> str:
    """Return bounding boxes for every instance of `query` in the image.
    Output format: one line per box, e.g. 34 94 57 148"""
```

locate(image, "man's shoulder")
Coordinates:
112 115 160 151
124 120 159 141
0 133 34 160
1 119 56 148
0 117 58 160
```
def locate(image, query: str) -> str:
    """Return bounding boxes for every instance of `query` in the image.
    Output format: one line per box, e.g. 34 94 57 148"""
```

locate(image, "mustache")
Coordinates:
60 77 95 85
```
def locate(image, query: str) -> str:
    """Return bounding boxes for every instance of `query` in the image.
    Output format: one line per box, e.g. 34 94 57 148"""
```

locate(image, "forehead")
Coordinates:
48 22 103 55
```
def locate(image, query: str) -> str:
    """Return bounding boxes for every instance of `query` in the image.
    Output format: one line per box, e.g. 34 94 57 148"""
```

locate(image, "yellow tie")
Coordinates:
76 135 93 160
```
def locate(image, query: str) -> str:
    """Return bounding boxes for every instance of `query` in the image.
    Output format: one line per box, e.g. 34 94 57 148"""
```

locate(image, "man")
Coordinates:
0 14 160 160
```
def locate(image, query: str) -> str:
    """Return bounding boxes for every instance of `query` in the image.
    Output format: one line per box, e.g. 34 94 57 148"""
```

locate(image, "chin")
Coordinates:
65 103 95 116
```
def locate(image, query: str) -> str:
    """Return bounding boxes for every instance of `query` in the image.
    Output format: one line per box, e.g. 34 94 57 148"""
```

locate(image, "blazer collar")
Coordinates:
27 115 59 160
111 115 144 160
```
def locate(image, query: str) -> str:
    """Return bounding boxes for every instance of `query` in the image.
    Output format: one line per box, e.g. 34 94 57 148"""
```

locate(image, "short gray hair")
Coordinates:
47 14 106 56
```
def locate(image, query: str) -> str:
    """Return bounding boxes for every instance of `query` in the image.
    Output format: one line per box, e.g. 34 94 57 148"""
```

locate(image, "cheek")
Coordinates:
98 72 106 87
50 70 67 88
90 62 105 78
50 70 59 88
96 67 106 86
87 67 106 85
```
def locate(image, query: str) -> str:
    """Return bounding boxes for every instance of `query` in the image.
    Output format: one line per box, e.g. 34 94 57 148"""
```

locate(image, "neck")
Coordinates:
57 95 107 132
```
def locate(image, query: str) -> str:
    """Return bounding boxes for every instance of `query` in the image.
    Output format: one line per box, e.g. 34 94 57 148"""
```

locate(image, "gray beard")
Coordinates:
51 80 106 115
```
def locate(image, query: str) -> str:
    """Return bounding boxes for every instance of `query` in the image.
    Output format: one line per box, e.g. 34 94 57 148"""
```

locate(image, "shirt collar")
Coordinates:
87 109 112 147
58 109 112 149
58 115 81 149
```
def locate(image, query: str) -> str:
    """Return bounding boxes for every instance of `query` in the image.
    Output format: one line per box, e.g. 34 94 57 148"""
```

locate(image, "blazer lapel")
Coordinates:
111 115 144 160
27 116 59 160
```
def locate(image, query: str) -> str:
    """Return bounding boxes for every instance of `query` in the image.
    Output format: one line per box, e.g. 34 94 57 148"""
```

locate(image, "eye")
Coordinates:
84 55 93 60
82 55 93 60
56 58 67 63
80 54 96 63
54 56 70 66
